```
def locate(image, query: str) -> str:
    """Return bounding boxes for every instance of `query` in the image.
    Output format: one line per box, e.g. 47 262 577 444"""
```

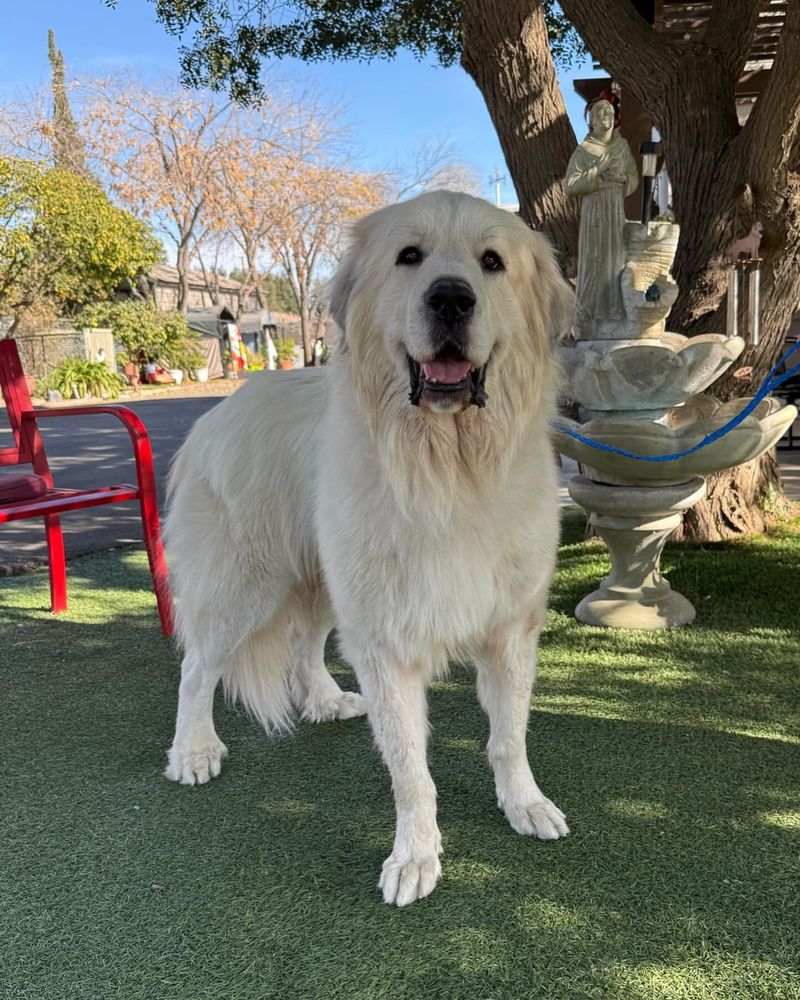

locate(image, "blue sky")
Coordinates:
1 0 604 205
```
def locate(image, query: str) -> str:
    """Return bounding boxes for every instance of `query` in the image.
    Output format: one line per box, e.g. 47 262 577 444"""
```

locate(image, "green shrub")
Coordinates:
40 358 126 399
80 301 199 368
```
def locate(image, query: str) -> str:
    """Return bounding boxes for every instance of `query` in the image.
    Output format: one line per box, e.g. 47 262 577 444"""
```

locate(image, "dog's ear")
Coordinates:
548 268 576 341
528 229 575 341
527 227 575 341
327 242 359 336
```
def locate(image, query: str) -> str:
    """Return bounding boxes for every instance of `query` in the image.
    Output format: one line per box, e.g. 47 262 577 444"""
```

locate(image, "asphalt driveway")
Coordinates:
0 392 234 572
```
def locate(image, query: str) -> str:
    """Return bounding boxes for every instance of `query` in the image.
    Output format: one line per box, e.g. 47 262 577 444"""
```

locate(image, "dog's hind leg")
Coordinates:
165 648 228 785
476 616 569 841
288 590 366 723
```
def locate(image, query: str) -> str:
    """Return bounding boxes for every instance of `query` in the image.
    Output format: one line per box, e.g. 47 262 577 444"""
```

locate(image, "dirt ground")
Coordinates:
33 374 245 408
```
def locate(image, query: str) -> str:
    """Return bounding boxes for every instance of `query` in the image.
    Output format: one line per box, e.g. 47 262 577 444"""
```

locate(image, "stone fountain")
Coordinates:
556 99 797 629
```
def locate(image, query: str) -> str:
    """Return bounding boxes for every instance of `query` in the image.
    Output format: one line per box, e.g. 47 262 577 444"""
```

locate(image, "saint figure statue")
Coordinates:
564 98 639 338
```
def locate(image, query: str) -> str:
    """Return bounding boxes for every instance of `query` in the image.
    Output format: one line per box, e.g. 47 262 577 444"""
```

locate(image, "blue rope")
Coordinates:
555 339 800 463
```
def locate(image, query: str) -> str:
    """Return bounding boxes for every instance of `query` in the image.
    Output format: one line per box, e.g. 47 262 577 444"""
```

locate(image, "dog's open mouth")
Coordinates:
408 350 488 408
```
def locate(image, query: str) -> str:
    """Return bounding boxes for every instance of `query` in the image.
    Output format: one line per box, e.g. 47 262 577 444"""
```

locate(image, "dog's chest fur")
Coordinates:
316 400 559 658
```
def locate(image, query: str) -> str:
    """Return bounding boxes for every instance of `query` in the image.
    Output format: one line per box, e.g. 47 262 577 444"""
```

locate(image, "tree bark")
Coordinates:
673 451 783 542
175 240 192 315
460 0 580 275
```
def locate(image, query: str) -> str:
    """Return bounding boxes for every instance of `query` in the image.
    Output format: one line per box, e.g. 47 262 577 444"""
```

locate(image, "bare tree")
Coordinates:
84 79 233 313
392 138 481 200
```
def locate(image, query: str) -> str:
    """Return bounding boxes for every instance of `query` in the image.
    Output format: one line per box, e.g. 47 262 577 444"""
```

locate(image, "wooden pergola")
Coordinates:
653 1 786 65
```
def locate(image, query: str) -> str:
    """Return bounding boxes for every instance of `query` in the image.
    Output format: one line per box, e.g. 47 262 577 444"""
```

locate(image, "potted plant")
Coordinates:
181 348 208 383
118 350 141 388
275 338 296 370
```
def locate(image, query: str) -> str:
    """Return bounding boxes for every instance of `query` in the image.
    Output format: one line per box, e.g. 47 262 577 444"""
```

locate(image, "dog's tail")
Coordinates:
222 617 296 734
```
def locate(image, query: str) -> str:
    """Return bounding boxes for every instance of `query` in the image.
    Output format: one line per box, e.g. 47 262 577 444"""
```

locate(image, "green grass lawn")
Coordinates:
1 511 799 1000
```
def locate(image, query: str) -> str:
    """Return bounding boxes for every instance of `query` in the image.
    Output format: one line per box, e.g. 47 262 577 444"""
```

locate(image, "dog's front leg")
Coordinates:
476 618 569 841
354 653 442 906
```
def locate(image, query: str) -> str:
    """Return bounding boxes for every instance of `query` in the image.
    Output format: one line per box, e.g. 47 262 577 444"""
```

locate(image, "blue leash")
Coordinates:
555 339 800 463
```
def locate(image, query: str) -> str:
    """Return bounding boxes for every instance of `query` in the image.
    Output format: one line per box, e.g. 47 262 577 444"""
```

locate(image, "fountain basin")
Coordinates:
562 333 746 419
556 396 797 486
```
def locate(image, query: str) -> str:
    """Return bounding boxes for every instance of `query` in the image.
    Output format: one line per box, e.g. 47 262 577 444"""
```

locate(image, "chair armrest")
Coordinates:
23 404 149 439
20 405 159 498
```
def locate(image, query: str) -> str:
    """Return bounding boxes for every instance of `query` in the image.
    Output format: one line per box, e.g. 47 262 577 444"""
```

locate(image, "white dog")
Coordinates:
164 191 574 906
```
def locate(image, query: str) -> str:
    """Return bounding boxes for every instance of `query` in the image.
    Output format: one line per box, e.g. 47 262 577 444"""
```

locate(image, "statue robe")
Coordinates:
564 132 639 337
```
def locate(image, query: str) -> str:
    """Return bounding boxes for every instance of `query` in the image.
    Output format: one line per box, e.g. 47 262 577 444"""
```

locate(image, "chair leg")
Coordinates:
138 493 175 637
45 513 67 613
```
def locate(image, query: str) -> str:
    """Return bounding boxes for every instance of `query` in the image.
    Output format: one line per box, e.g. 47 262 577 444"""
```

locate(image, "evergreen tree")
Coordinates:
48 29 90 179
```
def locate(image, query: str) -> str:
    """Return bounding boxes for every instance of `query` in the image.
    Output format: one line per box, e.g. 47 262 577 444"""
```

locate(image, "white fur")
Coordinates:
164 191 574 905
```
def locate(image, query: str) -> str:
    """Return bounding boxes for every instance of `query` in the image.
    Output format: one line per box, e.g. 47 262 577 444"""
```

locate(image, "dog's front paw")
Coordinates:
504 797 569 840
379 850 442 907
164 739 228 785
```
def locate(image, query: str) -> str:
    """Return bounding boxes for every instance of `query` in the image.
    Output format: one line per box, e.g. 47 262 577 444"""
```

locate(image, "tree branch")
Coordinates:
743 0 800 197
558 0 677 96
702 0 763 82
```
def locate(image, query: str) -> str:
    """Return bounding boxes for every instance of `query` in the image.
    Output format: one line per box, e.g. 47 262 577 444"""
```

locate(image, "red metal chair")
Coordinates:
0 339 174 635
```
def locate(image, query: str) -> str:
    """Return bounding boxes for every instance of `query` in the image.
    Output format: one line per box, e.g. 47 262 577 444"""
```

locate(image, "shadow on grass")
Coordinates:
2 530 799 999
554 528 800 635
2 603 799 998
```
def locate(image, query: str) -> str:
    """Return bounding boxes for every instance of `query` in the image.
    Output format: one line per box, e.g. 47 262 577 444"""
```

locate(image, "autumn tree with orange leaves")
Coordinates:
210 94 335 318
211 94 385 362
261 157 386 364
84 80 234 314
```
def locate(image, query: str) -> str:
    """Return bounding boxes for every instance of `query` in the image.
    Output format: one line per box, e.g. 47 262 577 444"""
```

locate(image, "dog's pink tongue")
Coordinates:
422 359 473 383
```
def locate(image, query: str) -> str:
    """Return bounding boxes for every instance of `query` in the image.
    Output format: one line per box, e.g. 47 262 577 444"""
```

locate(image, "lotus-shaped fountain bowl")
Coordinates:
561 332 746 420
556 395 798 486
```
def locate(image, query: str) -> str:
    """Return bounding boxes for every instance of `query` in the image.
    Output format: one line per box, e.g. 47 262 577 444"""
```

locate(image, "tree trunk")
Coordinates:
300 287 313 366
176 241 191 315
673 452 784 542
460 0 579 275
253 275 266 310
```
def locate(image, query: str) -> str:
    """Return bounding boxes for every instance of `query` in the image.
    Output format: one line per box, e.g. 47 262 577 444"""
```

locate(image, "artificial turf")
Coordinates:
1 511 799 1000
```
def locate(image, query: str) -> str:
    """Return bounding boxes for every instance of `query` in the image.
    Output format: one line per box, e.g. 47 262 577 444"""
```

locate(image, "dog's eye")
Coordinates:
481 250 505 272
396 246 423 266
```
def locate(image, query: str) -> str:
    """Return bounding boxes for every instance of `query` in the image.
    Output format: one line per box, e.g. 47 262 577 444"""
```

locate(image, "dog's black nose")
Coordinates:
425 278 476 326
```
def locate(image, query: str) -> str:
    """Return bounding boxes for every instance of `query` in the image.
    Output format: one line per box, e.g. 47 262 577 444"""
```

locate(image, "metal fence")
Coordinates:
12 328 115 380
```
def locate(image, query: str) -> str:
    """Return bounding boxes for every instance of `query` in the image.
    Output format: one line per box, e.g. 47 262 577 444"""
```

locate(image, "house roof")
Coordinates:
238 310 276 335
150 264 252 294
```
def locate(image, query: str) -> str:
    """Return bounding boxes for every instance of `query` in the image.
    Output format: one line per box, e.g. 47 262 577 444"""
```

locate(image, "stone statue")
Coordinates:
564 98 639 338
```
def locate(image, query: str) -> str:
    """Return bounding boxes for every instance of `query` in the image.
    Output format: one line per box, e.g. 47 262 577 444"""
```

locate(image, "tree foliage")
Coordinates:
80 299 198 366
110 0 585 102
263 156 386 361
0 157 162 333
227 271 300 313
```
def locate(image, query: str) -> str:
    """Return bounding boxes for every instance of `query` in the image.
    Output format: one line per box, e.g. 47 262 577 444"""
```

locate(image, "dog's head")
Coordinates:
329 191 574 415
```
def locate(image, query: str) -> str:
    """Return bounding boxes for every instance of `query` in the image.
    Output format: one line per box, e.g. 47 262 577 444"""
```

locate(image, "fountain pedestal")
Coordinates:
560 117 797 630
568 476 706 628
